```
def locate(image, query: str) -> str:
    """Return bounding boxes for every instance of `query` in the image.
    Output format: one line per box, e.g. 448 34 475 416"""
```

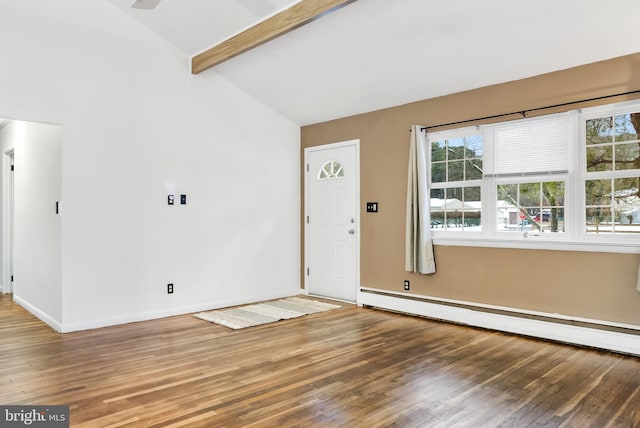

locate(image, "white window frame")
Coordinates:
578 101 640 249
492 176 570 237
428 126 484 235
426 100 640 254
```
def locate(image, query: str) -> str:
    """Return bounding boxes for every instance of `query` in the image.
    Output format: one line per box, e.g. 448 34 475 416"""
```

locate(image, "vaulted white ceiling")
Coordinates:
107 0 640 126
106 0 302 54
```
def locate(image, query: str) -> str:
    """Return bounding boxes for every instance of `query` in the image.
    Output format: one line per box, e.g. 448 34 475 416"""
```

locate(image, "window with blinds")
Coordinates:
425 100 639 248
485 114 569 177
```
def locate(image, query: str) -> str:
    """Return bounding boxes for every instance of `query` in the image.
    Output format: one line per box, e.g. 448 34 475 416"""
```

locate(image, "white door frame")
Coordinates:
3 149 14 294
304 139 360 302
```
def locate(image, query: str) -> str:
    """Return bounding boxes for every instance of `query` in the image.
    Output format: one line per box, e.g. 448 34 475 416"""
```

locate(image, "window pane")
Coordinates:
583 110 638 235
541 181 564 206
585 179 612 206
586 117 613 145
587 113 640 173
463 186 481 230
429 132 484 233
465 135 483 158
447 138 465 160
430 189 444 228
430 213 444 228
586 146 613 172
614 177 640 195
317 161 344 180
465 159 483 180
497 185 518 231
464 186 481 202
430 188 445 199
615 142 640 170
497 181 565 233
446 187 463 201
443 187 463 229
532 208 565 233
586 207 613 233
431 141 446 162
497 184 517 203
582 177 640 234
432 162 446 183
523 212 533 230
614 178 640 233
521 207 537 221
614 113 640 142
519 183 540 207
430 186 481 231
448 161 464 181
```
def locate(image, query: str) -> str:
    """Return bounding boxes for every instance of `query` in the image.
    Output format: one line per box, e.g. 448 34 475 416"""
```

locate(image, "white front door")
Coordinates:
305 141 359 302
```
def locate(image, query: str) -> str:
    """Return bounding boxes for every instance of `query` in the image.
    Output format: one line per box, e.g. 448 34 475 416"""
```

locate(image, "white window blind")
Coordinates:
486 114 569 177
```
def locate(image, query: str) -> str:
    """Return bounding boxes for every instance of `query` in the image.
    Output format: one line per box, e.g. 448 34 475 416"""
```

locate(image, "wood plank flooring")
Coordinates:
1 293 639 427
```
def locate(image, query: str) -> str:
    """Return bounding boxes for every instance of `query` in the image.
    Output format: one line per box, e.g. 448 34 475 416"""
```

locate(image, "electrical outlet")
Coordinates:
167 283 174 294
403 280 410 291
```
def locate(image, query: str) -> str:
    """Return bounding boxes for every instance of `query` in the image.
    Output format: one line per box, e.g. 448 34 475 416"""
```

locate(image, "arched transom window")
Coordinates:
317 160 344 180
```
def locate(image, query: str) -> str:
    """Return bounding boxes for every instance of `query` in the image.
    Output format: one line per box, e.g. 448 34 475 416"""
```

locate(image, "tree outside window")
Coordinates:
585 112 640 234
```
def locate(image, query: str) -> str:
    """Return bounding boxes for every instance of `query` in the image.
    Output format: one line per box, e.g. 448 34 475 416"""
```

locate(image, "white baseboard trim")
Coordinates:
14 295 63 332
358 288 640 356
59 290 302 333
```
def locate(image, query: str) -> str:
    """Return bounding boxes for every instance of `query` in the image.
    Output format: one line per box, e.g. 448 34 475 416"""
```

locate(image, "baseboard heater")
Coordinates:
358 287 640 356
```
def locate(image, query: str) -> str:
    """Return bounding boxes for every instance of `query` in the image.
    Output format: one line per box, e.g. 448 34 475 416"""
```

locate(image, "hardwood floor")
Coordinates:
1 293 639 427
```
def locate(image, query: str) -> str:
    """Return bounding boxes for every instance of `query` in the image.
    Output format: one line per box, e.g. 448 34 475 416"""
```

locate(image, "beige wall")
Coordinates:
301 53 640 326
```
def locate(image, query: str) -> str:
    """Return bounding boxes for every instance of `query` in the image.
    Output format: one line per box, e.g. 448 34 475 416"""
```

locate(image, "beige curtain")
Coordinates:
405 125 436 274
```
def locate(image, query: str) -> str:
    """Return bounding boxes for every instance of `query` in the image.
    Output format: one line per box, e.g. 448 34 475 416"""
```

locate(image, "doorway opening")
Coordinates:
0 118 62 328
2 149 14 294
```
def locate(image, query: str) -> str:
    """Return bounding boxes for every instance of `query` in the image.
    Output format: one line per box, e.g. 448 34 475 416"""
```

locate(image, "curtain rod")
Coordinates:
420 89 640 132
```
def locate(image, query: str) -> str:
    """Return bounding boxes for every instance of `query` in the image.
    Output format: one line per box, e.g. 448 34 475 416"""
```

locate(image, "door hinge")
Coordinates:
306 163 309 172
11 275 13 282
11 165 14 171
306 268 309 276
306 216 309 224
56 201 60 214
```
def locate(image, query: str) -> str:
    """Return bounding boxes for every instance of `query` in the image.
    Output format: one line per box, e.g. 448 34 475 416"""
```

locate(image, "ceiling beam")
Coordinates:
191 0 356 74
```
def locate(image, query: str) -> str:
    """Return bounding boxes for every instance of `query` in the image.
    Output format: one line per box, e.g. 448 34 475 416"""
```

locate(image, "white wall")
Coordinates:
0 1 300 331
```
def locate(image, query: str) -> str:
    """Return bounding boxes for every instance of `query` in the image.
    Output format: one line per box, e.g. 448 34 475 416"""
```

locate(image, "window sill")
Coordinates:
431 234 640 254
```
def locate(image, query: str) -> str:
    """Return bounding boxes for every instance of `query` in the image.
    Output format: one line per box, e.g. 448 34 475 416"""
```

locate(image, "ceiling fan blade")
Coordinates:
237 0 275 17
131 0 162 10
